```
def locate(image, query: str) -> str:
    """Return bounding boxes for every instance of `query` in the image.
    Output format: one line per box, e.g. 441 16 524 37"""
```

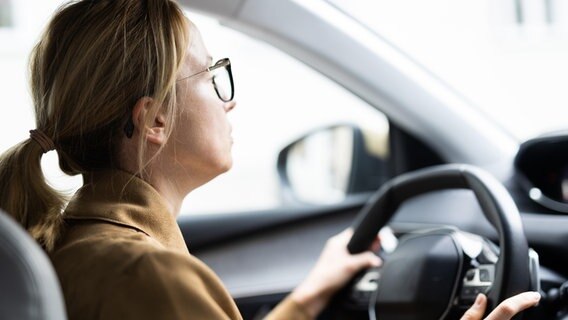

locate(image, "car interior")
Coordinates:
176 1 568 319
1 0 568 319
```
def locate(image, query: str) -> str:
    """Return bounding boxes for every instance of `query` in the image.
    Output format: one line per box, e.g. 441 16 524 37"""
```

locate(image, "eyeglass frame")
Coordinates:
178 57 234 102
124 58 234 138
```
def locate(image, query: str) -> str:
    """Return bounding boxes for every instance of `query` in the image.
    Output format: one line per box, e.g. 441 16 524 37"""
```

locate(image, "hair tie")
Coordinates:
29 129 56 154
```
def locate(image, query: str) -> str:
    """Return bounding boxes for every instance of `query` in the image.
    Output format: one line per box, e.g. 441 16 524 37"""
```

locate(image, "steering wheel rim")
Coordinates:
347 164 531 311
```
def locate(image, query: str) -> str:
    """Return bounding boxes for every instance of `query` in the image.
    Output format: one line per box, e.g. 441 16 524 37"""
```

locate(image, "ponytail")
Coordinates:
0 138 66 252
0 0 190 251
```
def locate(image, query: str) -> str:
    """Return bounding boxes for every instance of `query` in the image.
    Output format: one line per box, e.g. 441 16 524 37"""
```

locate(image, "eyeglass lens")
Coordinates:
212 65 233 102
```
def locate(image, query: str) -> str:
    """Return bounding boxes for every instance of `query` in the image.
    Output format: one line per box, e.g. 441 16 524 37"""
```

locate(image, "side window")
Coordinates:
0 8 389 216
181 13 390 214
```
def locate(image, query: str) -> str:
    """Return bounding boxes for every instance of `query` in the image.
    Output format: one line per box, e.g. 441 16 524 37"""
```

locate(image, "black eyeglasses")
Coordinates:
178 58 234 102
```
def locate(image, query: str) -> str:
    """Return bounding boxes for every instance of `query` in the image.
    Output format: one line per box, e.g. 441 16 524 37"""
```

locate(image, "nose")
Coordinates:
224 100 236 113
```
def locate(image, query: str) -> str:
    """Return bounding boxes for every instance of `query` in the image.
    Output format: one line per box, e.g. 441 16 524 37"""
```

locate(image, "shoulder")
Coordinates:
100 250 241 319
53 222 207 291
124 249 215 286
52 223 241 319
52 222 165 275
104 249 201 296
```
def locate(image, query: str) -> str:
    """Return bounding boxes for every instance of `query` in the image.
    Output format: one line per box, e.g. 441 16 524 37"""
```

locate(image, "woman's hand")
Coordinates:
290 229 381 317
461 292 541 320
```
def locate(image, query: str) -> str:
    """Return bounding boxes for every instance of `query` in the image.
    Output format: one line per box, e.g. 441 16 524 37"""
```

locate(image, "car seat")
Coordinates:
0 209 67 319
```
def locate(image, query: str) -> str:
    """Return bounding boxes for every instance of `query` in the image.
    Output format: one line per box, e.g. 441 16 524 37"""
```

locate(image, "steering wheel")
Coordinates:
339 164 535 320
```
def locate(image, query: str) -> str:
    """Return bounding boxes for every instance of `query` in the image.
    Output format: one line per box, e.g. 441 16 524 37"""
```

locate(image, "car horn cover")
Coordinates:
376 230 462 319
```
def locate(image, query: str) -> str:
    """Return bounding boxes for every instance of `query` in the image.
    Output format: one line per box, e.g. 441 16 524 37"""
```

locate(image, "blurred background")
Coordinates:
1 0 567 214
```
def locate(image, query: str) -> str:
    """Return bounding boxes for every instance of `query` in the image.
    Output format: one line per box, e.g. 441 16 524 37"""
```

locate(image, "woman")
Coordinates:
0 0 539 319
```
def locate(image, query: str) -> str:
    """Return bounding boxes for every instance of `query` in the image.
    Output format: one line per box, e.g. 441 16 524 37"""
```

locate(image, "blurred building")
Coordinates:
0 0 13 27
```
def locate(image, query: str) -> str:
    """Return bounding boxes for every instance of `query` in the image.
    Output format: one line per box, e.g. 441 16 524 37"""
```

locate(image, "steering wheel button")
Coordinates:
465 269 476 281
479 269 491 282
461 287 475 298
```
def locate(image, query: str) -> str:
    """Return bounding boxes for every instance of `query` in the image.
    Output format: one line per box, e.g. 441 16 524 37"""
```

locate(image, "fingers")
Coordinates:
335 228 354 241
461 292 540 320
460 294 487 320
329 229 381 272
485 292 540 320
370 235 381 253
349 251 382 272
290 228 380 317
335 228 381 252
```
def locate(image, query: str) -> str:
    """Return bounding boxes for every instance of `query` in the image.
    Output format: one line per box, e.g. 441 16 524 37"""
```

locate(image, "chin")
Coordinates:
194 158 233 188
205 154 232 176
217 157 233 174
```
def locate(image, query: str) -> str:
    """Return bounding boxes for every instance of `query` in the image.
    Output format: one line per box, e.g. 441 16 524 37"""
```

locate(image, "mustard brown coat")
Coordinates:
51 170 311 320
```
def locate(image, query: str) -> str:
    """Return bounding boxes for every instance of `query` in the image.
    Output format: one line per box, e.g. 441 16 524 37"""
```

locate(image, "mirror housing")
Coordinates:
277 124 389 204
515 132 568 213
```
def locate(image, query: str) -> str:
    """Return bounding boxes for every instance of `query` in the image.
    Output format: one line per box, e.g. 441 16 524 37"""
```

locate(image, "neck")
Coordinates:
140 165 210 217
116 140 215 216
145 175 184 217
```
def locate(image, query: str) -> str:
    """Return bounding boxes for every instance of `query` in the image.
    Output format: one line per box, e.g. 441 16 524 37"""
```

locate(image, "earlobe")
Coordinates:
131 97 167 146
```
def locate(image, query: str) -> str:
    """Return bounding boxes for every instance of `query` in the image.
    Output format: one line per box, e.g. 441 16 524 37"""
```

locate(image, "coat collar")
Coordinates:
64 170 189 254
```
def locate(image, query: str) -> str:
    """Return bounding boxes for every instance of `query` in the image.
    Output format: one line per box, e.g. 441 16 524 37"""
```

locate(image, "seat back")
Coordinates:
0 210 67 319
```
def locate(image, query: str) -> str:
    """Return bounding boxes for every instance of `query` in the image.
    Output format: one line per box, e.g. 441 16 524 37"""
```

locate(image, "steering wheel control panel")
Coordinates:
343 267 381 309
460 265 495 303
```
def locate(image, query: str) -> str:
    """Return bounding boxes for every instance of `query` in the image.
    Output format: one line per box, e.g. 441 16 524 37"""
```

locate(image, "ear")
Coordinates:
131 97 167 146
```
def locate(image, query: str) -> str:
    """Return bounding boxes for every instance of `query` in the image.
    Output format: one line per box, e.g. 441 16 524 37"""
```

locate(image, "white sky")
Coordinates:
332 0 568 141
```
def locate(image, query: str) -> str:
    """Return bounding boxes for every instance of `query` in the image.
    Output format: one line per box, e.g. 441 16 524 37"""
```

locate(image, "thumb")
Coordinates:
460 294 487 320
350 251 381 271
485 291 540 320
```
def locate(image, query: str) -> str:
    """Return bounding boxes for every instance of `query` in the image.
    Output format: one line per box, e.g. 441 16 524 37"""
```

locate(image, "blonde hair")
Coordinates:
0 0 190 251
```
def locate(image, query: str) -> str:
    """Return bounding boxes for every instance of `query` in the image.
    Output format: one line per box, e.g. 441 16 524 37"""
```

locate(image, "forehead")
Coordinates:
183 21 211 73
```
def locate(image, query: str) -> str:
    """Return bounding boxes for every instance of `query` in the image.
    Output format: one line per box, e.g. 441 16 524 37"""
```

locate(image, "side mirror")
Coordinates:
515 132 568 213
277 124 389 204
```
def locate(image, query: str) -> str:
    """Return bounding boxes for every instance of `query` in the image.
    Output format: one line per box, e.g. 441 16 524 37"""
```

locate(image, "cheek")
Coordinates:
172 86 231 166
175 107 228 156
187 86 229 139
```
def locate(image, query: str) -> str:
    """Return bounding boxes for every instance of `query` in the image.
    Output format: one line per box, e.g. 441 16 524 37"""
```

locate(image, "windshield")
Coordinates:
329 0 568 141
